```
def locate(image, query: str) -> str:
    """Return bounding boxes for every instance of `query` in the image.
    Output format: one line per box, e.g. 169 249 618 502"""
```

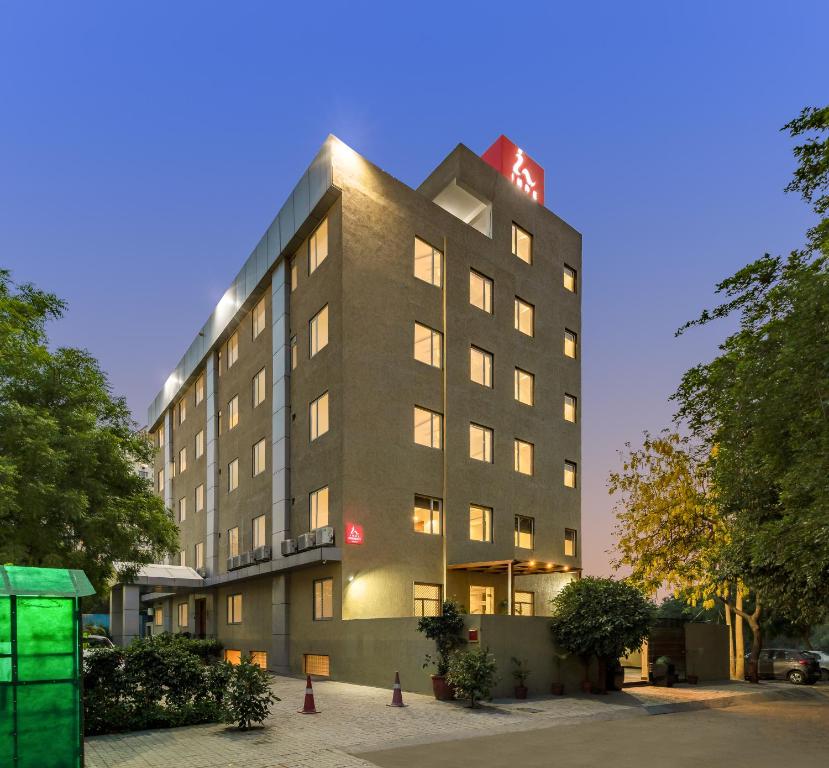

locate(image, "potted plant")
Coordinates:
446 647 498 708
511 657 530 699
417 600 466 700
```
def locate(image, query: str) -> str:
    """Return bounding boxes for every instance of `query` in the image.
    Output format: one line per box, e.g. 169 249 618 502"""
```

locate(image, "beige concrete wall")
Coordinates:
685 623 730 682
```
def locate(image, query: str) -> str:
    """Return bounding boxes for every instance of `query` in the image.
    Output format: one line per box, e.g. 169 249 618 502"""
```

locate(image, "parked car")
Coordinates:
750 649 821 684
82 634 114 658
802 650 829 681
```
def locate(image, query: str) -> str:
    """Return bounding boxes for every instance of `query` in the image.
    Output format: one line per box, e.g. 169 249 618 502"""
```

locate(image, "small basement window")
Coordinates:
432 179 492 237
303 654 330 676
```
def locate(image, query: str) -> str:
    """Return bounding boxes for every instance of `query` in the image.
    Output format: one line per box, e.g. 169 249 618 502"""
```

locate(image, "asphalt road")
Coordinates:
359 696 829 768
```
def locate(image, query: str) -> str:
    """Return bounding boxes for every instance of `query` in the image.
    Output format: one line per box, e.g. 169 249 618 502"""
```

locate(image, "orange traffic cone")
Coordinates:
387 671 406 707
298 674 319 714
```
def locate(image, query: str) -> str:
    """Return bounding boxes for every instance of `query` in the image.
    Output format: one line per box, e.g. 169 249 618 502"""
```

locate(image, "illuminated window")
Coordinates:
512 223 532 264
469 270 493 313
157 469 164 493
310 486 329 529
514 591 534 616
309 218 329 274
469 585 494 615
252 297 266 339
303 654 329 676
414 323 442 368
217 409 223 436
178 550 185 567
228 458 239 492
469 423 493 463
514 439 534 476
413 495 441 535
290 258 298 291
252 514 266 548
563 264 577 293
195 429 204 459
157 424 165 448
178 602 189 627
252 438 266 476
195 541 204 570
564 329 577 358
228 395 239 430
514 298 534 337
414 583 441 617
224 649 241 665
564 460 578 488
291 336 298 370
227 331 239 368
414 237 442 287
565 528 578 557
414 406 442 449
469 505 492 542
470 346 493 387
178 496 187 522
154 606 163 626
228 526 239 558
313 578 333 620
195 483 204 513
178 447 187 473
514 515 534 549
227 593 243 624
514 368 534 405
564 393 577 423
179 398 186 424
310 305 329 357
250 651 267 669
195 374 204 405
253 368 266 407
310 392 330 441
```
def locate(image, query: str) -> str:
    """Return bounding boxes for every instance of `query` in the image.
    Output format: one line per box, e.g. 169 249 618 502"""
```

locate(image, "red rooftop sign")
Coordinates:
345 523 364 545
481 135 545 205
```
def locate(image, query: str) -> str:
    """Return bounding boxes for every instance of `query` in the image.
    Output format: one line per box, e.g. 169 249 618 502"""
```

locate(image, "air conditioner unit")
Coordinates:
226 556 236 572
280 538 297 556
297 531 316 551
315 526 335 546
238 551 253 568
253 545 272 562
196 567 207 578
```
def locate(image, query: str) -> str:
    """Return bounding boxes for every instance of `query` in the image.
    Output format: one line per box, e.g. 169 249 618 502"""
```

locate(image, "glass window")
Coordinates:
195 429 204 459
249 651 268 669
291 336 298 370
414 583 441 617
157 469 164 492
228 395 239 430
252 514 266 548
252 438 266 476
227 331 239 368
178 446 187 473
564 393 577 423
413 495 441 535
470 346 493 387
195 374 204 405
310 486 329 529
217 409 223 436
469 270 493 313
514 515 534 549
178 602 189 627
469 505 492 542
565 528 578 557
414 237 442 287
514 591 534 616
195 541 204 570
227 594 243 624
178 496 187 522
563 264 577 293
252 297 266 338
514 298 534 337
157 424 165 448
309 218 329 274
178 550 185 567
303 654 330 676
514 439 534 476
414 322 442 368
228 526 239 558
154 606 163 626
179 398 187 424
195 483 204 513
224 649 241 665
512 223 532 264
253 368 266 407
514 368 534 405
564 460 578 488
310 392 330 440
310 305 329 357
469 585 494 615
290 258 298 291
564 329 578 358
228 458 239 492
314 578 333 620
469 423 493 463
413 406 442 449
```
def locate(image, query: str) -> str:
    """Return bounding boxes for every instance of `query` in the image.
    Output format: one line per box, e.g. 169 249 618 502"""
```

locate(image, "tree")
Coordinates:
550 577 653 692
445 647 498 708
417 600 466 676
0 270 178 593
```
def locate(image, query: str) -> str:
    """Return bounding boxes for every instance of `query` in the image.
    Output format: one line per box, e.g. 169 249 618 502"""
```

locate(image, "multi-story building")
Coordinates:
114 134 582 681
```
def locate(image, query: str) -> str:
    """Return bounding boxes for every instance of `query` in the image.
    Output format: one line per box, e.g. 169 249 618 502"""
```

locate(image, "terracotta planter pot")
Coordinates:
550 682 564 695
514 685 528 699
580 680 592 693
431 674 455 701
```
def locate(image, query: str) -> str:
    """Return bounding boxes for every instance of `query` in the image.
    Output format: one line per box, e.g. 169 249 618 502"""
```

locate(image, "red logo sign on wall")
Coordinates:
481 135 545 205
345 523 364 545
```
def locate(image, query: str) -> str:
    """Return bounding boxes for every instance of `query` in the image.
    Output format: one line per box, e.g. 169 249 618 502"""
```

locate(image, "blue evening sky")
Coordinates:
1 1 825 575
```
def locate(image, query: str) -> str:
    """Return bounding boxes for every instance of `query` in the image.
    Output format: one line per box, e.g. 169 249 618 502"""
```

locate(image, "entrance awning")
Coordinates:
448 559 580 576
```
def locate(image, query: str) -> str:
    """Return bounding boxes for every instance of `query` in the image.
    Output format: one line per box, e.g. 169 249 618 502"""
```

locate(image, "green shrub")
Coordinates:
224 657 279 730
417 600 466 676
446 647 498 707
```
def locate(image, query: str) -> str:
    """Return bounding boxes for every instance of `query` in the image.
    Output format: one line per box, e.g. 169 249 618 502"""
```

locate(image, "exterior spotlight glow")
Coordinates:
546 563 553 569
347 575 354 583
529 560 536 567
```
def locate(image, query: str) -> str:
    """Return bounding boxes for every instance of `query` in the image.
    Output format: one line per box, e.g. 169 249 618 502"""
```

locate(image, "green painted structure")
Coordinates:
0 566 95 768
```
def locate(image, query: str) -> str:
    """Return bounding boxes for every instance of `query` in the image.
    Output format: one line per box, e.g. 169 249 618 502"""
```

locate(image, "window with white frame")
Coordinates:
154 606 163 626
290 258 298 291
310 392 329 440
179 398 187 424
157 424 165 448
469 270 493 313
178 446 187 473
291 336 298 370
413 583 441 617
195 541 204 570
310 486 329 529
253 368 266 407
178 550 186 567
227 458 239 492
195 374 204 405
228 395 239 430
227 331 239 368
469 423 493 463
565 528 578 557
414 237 442 287
514 368 534 405
413 406 442 449
195 483 204 513
178 602 189 627
512 223 532 264
195 429 204 459
564 460 578 488
514 439 534 476
470 346 493 387
514 297 534 337
310 305 329 357
252 514 266 548
157 469 164 493
252 438 266 476
252 297 266 339
309 218 329 274
563 264 577 292
228 526 239 558
413 495 441 535
469 585 494 615
469 504 492 542
564 393 577 423
514 515 534 549
564 329 577 358
313 578 333 620
227 593 242 624
178 496 187 522
514 591 534 616
414 323 442 368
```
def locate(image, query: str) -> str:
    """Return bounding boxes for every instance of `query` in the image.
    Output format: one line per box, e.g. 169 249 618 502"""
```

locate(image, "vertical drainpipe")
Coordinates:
441 236 448 599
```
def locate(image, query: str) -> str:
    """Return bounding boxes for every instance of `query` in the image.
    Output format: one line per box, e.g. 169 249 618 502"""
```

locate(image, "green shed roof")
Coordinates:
0 565 96 597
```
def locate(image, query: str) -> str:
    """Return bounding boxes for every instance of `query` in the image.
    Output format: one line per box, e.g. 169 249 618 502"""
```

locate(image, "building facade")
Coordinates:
118 135 582 679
